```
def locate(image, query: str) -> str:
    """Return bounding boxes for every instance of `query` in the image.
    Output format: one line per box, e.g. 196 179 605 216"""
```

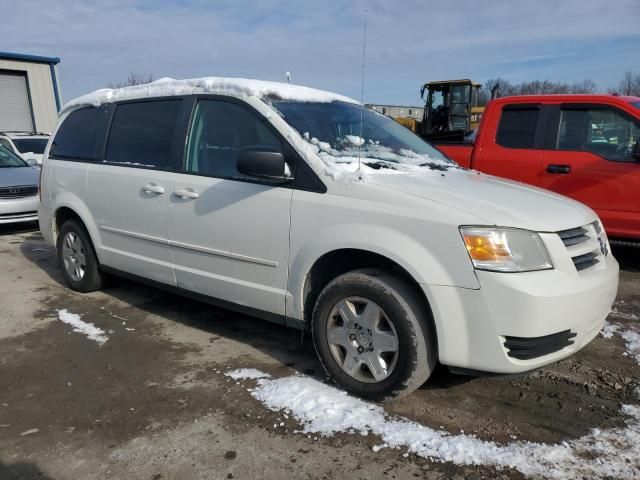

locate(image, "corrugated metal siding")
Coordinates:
0 59 59 133
0 71 33 131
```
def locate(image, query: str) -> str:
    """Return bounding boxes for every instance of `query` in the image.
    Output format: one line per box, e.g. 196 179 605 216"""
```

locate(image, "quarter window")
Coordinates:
185 100 284 179
50 106 111 161
556 107 640 162
496 107 540 149
106 100 181 169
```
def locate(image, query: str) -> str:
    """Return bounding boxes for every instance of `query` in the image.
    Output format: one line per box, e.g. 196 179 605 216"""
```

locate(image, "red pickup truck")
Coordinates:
436 94 640 243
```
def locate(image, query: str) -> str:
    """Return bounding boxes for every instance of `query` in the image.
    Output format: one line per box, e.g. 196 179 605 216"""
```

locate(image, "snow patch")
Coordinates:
57 309 109 345
225 368 272 380
238 370 640 479
619 330 640 364
61 76 357 115
600 321 619 338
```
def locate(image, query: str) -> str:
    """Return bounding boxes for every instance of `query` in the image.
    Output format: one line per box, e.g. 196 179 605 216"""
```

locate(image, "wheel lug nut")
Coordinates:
349 334 356 341
357 346 364 354
369 344 374 351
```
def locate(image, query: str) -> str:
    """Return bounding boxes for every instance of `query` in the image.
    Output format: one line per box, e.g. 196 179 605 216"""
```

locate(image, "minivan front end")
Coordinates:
425 220 618 374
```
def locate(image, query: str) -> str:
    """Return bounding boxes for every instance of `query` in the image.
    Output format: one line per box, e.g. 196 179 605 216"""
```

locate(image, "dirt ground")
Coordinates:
0 222 638 480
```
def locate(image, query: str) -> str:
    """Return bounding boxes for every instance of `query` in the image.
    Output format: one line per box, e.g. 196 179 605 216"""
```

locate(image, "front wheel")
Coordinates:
312 270 436 400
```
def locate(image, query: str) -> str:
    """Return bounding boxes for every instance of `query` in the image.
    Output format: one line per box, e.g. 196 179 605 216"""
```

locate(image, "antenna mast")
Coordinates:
357 8 368 177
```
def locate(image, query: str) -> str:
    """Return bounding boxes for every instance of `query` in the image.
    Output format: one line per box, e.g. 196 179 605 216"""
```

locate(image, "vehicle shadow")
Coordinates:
613 245 640 272
0 461 55 480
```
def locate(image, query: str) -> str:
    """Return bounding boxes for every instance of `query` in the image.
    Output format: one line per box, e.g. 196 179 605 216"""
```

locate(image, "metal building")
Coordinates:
0 51 62 133
366 104 424 120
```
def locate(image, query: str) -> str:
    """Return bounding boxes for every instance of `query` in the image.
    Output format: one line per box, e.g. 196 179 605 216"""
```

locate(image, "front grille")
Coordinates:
0 185 38 199
504 330 577 360
0 211 37 220
557 222 606 273
557 226 589 247
572 251 600 271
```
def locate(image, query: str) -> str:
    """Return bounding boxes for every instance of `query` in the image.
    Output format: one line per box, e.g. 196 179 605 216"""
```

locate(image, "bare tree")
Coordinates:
108 72 154 89
478 77 600 103
615 71 640 96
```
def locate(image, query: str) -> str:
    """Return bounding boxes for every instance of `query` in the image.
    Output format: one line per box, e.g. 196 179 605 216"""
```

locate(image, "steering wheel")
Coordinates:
615 142 633 160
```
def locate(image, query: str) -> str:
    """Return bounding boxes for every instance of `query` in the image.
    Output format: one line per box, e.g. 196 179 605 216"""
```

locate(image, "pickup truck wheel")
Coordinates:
312 270 436 400
57 219 105 293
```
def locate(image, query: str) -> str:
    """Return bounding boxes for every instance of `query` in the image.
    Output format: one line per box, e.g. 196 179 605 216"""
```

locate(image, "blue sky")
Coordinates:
2 0 639 105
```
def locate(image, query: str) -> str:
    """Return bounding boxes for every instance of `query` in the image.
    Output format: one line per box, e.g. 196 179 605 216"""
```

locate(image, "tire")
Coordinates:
312 269 437 401
57 219 105 293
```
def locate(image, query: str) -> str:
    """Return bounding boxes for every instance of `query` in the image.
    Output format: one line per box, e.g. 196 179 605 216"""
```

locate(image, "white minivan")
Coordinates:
38 77 619 399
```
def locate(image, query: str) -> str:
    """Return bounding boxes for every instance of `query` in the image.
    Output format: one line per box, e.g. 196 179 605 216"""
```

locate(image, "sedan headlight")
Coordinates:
459 227 553 272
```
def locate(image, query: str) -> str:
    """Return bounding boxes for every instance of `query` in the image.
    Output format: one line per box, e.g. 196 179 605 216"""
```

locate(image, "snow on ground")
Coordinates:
57 309 109 345
61 76 357 115
620 330 640 364
600 321 619 338
225 368 272 380
602 311 640 364
232 370 640 479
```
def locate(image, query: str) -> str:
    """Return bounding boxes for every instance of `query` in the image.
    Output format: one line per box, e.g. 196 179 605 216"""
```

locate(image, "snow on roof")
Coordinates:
60 76 358 114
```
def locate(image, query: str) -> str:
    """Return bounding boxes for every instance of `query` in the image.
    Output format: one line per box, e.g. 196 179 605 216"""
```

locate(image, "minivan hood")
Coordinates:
368 170 596 232
0 167 40 188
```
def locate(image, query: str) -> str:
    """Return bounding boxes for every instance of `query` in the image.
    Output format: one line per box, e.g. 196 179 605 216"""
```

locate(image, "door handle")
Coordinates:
174 188 200 199
143 183 165 194
546 164 571 174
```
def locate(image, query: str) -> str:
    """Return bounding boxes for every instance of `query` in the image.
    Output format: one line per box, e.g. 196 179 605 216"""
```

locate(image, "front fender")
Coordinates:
287 221 480 321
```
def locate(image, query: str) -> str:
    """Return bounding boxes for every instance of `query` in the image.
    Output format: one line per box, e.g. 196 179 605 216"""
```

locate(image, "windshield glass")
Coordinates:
0 145 28 167
271 100 456 172
13 138 48 154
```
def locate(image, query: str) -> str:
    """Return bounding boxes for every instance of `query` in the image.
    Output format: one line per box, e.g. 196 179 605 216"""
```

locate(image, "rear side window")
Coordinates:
50 106 111 161
106 100 181 170
496 107 540 149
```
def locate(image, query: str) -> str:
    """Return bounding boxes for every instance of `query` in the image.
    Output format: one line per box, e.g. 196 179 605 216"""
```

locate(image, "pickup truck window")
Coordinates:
556 107 640 162
496 107 539 149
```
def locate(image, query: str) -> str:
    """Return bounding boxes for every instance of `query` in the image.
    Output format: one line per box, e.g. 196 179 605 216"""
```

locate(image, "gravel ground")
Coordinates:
0 223 638 480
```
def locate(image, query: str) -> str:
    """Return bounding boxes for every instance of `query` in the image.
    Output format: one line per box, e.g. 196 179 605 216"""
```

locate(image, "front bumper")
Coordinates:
424 233 619 373
0 196 39 225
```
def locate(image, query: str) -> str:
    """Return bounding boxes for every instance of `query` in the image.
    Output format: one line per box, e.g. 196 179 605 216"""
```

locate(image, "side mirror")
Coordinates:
237 150 291 181
26 158 39 167
633 139 640 161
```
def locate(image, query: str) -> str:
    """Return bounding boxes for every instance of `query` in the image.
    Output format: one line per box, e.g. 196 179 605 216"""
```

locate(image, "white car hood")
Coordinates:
368 170 596 232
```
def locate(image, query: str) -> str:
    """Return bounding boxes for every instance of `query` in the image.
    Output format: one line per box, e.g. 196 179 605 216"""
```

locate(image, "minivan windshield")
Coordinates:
271 100 456 172
0 145 28 168
13 138 48 154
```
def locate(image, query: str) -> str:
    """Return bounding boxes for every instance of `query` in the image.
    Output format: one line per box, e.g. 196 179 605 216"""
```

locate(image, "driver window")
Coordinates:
185 100 284 178
557 107 639 162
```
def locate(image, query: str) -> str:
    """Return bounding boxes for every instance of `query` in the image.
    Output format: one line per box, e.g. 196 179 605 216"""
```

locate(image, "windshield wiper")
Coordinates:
363 160 397 170
419 162 452 171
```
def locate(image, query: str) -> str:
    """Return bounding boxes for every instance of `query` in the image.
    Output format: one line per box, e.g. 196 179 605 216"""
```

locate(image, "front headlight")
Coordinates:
459 227 553 272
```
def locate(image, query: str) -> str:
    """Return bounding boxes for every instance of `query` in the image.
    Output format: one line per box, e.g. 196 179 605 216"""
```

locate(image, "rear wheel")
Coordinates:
312 270 436 400
57 219 105 292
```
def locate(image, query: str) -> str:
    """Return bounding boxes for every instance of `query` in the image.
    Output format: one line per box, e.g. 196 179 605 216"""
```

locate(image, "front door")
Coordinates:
475 103 546 185
169 97 293 315
540 104 640 238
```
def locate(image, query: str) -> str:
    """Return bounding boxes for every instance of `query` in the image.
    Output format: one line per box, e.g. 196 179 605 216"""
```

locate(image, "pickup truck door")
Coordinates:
474 103 548 185
540 104 640 238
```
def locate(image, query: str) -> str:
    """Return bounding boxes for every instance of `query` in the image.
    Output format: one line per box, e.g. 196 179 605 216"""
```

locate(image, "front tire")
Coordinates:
57 219 105 293
312 270 436 400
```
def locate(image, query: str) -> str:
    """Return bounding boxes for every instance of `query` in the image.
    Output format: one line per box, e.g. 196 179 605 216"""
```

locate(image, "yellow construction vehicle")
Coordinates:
419 79 483 141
